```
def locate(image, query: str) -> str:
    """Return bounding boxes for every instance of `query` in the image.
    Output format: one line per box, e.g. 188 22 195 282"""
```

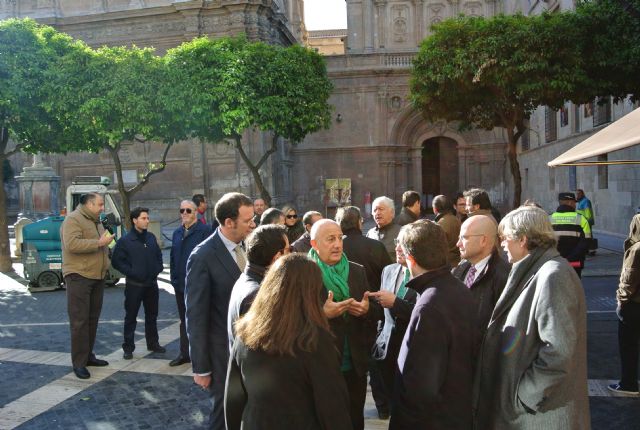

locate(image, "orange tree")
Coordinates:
410 13 591 208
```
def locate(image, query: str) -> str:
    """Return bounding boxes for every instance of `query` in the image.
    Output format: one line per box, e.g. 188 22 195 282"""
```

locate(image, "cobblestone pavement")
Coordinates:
0 250 638 430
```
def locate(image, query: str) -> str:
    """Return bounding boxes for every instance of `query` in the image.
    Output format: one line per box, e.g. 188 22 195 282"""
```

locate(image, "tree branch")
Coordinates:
255 133 279 171
127 142 174 196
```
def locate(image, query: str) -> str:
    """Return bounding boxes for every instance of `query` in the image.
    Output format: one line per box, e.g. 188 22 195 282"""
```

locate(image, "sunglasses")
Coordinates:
286 214 298 219
179 208 193 214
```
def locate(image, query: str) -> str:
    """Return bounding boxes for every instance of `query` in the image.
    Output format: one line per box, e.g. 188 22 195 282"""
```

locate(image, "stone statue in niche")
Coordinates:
390 96 402 111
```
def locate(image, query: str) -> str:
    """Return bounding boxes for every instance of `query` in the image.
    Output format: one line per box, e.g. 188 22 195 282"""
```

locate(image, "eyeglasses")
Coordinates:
458 234 484 241
286 214 298 219
393 238 402 245
179 208 193 214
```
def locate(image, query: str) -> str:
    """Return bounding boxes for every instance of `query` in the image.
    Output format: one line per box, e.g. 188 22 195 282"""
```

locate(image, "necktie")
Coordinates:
234 244 246 271
396 268 411 300
465 265 477 288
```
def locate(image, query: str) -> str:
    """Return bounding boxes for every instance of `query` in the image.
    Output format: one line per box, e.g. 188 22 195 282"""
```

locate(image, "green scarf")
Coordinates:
308 248 351 301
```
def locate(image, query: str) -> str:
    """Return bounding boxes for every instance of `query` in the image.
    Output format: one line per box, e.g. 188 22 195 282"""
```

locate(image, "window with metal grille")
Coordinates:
593 97 612 127
545 107 557 142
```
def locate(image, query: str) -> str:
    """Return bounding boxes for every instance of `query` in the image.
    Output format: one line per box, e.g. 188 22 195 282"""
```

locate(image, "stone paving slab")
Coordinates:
0 361 70 408
14 372 211 430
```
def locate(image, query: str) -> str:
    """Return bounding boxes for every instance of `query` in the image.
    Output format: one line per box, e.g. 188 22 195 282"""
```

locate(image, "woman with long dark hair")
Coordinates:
224 253 351 430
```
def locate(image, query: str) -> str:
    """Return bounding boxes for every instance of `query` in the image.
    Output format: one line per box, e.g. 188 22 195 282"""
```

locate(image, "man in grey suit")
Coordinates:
185 192 255 430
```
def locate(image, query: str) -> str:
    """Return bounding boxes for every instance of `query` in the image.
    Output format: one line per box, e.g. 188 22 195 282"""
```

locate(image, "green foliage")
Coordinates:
165 35 333 144
411 13 591 132
47 43 169 150
0 18 86 154
574 0 640 101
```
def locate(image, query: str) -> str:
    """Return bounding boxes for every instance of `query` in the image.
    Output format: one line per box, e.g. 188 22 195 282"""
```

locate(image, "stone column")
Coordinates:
346 0 364 53
15 153 60 220
374 0 387 49
413 0 424 46
364 0 375 52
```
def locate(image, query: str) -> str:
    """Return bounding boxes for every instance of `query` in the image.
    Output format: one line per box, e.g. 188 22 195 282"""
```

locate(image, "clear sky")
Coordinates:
304 0 347 30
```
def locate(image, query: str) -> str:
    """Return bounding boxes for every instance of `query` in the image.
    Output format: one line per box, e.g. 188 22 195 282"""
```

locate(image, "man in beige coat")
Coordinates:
61 193 112 379
433 195 461 267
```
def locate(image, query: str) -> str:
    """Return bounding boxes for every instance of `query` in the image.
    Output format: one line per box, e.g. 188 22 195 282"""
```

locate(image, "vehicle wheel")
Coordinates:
36 271 61 289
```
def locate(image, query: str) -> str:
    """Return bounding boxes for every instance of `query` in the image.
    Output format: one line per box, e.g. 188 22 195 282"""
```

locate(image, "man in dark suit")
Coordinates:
309 219 379 430
169 200 212 367
335 205 391 419
452 214 509 333
185 192 255 430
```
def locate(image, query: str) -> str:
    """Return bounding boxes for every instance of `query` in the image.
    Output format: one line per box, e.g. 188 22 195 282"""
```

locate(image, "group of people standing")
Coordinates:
60 186 602 429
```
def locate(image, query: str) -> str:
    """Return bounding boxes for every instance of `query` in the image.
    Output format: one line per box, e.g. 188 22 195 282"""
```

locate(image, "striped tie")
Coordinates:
465 265 477 288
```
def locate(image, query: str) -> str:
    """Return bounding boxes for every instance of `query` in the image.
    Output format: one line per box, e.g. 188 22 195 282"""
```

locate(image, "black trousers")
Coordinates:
122 282 159 352
617 301 640 390
65 274 105 368
376 354 397 408
343 368 367 430
175 291 190 359
369 356 390 412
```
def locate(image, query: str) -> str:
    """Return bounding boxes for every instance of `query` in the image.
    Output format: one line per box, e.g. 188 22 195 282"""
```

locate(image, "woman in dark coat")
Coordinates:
282 204 305 243
224 254 352 430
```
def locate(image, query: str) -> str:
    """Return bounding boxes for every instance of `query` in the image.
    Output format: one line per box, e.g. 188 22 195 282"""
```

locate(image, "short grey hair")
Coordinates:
180 199 197 209
372 196 395 216
498 206 557 250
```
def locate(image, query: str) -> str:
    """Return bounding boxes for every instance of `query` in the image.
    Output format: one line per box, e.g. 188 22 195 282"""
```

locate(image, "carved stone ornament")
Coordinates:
391 5 408 43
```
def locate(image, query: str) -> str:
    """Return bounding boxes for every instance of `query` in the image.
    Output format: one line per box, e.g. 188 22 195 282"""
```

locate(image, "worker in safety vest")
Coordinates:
550 192 591 278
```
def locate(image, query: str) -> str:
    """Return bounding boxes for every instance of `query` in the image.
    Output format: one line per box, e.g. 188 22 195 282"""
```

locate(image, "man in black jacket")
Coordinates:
452 215 510 333
309 219 379 430
390 220 476 430
227 224 289 350
111 207 165 360
336 205 391 418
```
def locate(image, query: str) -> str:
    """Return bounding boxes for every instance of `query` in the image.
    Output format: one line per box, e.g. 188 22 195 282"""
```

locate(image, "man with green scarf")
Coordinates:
309 219 377 430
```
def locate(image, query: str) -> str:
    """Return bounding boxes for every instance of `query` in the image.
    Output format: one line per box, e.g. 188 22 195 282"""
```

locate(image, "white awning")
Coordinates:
548 108 640 167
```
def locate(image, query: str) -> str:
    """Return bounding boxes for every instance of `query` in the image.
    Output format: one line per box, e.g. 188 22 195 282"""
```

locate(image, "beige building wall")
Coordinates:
307 29 346 55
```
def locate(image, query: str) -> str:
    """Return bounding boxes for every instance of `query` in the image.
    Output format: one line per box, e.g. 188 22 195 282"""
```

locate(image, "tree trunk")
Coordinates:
107 144 132 231
506 128 522 209
233 135 276 207
0 130 13 272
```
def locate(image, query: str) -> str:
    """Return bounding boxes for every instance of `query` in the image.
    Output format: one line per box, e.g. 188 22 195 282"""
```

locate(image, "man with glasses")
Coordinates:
452 215 510 333
169 200 212 367
227 224 290 350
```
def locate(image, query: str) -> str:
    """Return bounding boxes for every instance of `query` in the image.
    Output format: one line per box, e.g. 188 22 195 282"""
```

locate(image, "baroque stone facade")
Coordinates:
1 0 512 224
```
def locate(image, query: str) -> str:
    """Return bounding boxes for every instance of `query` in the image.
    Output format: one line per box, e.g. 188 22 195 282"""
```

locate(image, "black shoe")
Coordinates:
123 351 133 360
86 357 109 367
169 355 191 367
73 367 90 379
147 344 166 353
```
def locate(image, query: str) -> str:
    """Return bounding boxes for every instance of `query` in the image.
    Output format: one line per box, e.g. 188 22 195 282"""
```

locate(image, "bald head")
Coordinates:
310 219 344 265
310 219 340 240
457 215 498 264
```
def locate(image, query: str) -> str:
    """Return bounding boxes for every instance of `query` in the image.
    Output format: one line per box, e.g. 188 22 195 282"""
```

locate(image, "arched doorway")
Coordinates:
422 137 459 212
